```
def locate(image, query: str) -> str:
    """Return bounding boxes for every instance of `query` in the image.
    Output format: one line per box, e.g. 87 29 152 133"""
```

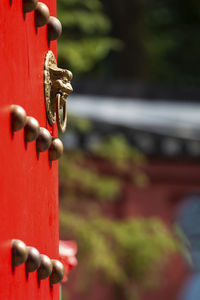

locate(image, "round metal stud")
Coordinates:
36 127 52 152
47 16 62 41
35 2 50 27
26 247 41 273
37 254 53 280
23 0 38 13
12 239 28 267
50 259 65 285
11 105 27 132
24 117 40 142
49 138 63 161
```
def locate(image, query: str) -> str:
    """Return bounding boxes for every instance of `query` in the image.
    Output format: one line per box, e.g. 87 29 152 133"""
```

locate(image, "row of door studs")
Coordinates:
11 105 63 161
19 0 62 41
12 239 64 284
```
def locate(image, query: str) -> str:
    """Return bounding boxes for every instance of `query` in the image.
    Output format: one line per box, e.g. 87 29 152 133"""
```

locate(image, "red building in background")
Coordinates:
63 94 200 299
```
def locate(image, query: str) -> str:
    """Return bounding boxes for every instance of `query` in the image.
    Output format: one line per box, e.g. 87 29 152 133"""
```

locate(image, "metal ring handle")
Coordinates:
56 93 67 133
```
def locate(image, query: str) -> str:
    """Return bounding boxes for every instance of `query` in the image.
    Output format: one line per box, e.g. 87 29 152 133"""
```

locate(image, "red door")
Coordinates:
0 1 62 299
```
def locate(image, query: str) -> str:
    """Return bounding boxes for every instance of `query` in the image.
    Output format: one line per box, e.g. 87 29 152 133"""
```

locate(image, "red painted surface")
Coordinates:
0 1 60 299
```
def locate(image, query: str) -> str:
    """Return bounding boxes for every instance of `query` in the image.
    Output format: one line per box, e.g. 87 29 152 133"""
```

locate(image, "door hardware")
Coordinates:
24 117 40 142
47 17 62 41
37 254 53 280
49 137 63 161
36 127 52 152
11 105 27 132
50 259 65 285
35 2 50 27
26 247 41 273
44 51 73 133
12 239 28 267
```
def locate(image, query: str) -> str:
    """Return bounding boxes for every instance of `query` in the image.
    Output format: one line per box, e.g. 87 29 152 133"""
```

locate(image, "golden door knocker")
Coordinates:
44 50 73 133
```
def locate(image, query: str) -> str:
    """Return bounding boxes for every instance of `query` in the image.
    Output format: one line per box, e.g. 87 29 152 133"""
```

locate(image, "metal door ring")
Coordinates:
56 93 67 133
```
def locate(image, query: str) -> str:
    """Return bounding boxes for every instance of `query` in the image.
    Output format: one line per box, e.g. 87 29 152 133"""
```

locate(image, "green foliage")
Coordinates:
58 0 200 85
69 115 92 132
92 134 145 166
60 154 120 201
140 0 200 85
59 117 180 299
57 0 120 74
132 172 149 188
60 211 178 297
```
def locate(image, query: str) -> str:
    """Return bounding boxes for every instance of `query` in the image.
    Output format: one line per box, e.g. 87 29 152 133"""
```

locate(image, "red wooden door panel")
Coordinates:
0 1 60 299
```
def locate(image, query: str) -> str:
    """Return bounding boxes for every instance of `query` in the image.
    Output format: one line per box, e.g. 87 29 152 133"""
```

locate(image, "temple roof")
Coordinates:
68 95 200 141
65 94 200 158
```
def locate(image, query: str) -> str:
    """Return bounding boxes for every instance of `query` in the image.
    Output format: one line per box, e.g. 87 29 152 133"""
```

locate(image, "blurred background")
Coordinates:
57 1 200 299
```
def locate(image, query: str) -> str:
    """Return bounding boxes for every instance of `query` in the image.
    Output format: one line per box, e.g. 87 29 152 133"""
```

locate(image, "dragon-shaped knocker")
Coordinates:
44 51 73 133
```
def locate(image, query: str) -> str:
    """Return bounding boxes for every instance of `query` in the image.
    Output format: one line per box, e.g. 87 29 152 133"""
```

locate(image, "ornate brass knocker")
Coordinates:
44 51 73 133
